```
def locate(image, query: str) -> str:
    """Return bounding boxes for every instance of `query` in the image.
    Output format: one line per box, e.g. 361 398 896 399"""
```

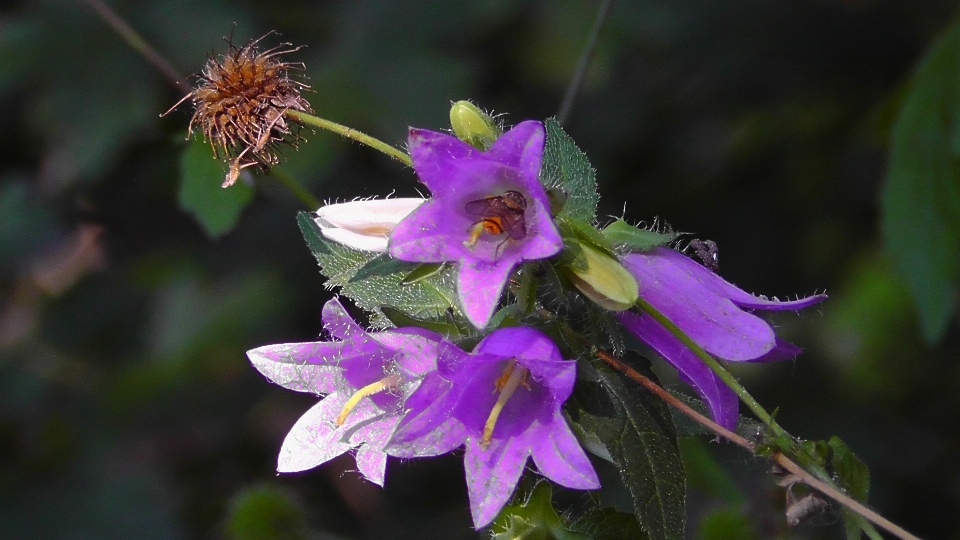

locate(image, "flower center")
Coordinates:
463 190 528 251
336 374 402 426
482 360 530 448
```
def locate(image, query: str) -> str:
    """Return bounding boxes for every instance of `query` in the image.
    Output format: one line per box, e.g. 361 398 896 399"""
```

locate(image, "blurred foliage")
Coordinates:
1 0 959 539
883 14 960 342
178 140 255 238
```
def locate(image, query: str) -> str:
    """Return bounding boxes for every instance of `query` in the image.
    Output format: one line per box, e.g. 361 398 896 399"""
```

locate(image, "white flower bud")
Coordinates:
315 198 425 252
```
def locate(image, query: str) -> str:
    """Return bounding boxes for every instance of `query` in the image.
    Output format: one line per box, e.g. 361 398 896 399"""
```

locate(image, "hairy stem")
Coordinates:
285 111 413 167
596 350 920 540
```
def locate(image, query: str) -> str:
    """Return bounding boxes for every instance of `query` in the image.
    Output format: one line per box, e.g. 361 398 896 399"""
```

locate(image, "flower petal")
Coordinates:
647 248 827 311
463 437 529 528
407 129 480 197
474 327 574 397
485 120 545 188
315 198 425 231
277 392 354 473
386 374 467 458
623 250 776 360
247 342 341 394
354 444 388 487
746 338 803 363
458 259 515 328
321 227 390 252
530 413 600 490
322 297 366 341
618 311 740 429
370 330 442 376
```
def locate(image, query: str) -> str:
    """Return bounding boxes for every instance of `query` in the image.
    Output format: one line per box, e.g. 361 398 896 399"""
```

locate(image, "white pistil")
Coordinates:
482 363 529 448
336 374 402 426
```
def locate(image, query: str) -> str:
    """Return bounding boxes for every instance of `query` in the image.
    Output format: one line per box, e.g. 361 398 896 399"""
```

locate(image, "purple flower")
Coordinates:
386 326 599 528
246 297 449 485
616 247 826 430
388 121 563 329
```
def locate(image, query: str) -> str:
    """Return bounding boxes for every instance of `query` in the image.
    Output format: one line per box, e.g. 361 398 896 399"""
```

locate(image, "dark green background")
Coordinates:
1 1 957 538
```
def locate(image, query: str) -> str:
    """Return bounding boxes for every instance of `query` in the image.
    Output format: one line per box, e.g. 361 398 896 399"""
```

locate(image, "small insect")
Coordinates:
686 238 719 272
463 190 528 254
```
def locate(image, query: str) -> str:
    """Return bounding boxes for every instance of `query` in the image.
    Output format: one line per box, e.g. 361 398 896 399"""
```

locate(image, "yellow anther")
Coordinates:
493 360 518 393
336 374 401 426
482 364 529 448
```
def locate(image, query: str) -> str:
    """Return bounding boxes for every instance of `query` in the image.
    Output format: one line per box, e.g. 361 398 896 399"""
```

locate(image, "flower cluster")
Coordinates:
247 113 824 530
250 298 597 527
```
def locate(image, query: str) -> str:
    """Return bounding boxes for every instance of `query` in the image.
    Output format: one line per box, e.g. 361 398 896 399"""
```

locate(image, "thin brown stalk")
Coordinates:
595 350 921 540
84 0 190 93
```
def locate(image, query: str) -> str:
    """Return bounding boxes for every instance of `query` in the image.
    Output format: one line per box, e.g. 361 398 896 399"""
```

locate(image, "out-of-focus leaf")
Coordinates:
179 140 254 238
572 359 685 540
31 33 160 188
225 485 310 540
678 438 745 505
695 509 757 540
0 178 58 270
882 16 960 342
0 19 42 94
818 253 921 398
297 212 459 327
602 220 678 252
540 118 600 222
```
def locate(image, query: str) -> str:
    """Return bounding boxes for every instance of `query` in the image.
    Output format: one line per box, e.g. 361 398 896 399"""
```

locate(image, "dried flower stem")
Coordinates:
596 349 920 540
85 1 324 205
285 110 413 167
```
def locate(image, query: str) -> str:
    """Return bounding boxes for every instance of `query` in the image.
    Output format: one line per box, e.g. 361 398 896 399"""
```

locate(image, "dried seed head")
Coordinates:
165 32 313 187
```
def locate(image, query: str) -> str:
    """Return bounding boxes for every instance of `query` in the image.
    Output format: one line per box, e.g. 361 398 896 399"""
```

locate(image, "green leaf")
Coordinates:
297 212 459 327
491 482 592 540
225 485 311 540
401 263 447 285
179 141 254 238
882 16 960 342
379 305 462 339
557 216 617 257
695 509 757 540
348 253 418 283
829 437 882 540
540 117 600 222
602 220 679 252
571 357 686 540
570 506 649 540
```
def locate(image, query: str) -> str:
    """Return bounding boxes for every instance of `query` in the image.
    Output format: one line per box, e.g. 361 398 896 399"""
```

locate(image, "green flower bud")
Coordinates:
450 100 501 150
566 243 639 311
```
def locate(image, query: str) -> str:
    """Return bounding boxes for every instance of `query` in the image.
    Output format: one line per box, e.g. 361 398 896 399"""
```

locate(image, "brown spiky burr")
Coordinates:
165 33 313 187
